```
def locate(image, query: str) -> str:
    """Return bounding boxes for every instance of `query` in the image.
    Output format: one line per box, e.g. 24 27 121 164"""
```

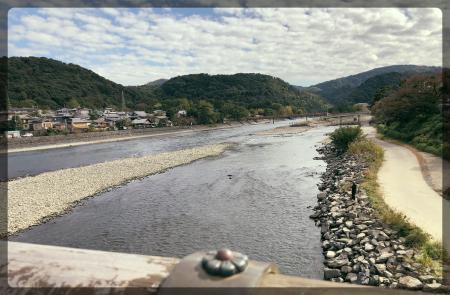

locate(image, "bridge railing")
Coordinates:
2 241 416 294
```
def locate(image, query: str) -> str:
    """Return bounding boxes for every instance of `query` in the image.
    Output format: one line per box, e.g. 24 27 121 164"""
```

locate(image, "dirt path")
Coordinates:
363 127 448 248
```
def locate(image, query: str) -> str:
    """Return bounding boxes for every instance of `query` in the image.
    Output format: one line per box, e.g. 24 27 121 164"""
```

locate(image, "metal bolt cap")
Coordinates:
201 249 248 277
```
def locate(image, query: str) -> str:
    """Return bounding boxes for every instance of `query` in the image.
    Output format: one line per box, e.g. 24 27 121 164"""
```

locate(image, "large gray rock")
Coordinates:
364 243 375 251
398 276 423 290
423 282 444 292
345 272 358 283
324 268 341 280
376 252 394 263
317 192 326 200
374 264 386 274
326 256 350 268
340 265 353 274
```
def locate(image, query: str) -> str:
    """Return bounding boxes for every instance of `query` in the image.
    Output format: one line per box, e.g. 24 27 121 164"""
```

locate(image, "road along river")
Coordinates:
11 125 335 279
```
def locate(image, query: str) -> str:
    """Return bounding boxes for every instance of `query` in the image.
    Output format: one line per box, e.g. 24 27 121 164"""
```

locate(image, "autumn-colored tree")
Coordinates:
372 73 444 158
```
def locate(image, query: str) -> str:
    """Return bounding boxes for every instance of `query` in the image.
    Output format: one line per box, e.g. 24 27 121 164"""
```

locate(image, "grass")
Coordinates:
347 137 445 276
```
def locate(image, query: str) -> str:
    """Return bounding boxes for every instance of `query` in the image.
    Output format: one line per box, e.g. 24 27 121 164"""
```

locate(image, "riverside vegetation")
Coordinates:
310 126 446 291
372 73 446 160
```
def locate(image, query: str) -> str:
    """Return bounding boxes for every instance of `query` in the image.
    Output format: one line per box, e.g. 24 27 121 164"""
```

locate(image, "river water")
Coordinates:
8 121 291 179
11 124 334 279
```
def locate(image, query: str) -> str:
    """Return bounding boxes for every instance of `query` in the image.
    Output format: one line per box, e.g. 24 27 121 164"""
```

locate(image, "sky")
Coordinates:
8 7 442 86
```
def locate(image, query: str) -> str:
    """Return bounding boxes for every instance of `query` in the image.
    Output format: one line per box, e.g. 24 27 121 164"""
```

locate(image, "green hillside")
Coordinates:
7 57 155 110
154 73 328 113
7 57 328 123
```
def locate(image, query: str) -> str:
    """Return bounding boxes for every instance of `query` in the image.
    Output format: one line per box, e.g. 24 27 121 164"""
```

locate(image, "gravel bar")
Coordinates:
6 143 231 235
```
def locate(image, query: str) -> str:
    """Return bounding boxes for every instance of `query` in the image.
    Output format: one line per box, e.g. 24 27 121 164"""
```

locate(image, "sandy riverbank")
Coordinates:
5 143 231 235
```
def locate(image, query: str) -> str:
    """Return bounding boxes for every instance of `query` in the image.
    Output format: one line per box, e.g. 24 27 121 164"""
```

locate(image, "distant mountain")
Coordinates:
310 65 441 105
327 72 407 105
143 78 168 87
7 57 327 113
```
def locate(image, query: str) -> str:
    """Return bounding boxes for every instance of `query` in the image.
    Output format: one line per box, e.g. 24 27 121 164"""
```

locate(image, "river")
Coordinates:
8 121 291 179
11 124 334 279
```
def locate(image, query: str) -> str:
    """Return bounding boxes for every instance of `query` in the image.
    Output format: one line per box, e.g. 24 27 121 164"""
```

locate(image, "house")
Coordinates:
103 108 116 114
152 115 172 127
68 118 90 132
52 122 67 131
32 119 53 131
131 118 152 128
153 110 166 117
176 110 187 117
17 114 32 130
56 108 73 117
132 111 148 119
51 115 69 124
75 108 90 119
104 113 121 127
92 118 109 130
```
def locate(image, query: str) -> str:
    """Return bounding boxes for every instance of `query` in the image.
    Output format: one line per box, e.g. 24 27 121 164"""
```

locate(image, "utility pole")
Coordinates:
121 90 125 112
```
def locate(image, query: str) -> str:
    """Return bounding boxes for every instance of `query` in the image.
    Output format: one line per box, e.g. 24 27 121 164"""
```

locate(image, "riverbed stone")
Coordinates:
364 243 375 251
326 251 336 258
398 276 423 290
345 273 358 283
324 268 341 280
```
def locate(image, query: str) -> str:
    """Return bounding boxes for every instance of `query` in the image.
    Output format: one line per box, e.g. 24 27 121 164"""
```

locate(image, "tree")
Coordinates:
197 100 219 124
67 98 80 108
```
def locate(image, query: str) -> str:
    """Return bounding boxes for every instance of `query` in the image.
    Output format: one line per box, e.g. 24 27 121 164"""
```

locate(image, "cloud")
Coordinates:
8 7 442 86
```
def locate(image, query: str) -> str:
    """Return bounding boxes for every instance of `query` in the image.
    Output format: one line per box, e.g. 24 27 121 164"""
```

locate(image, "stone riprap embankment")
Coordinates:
6 143 231 236
310 143 445 292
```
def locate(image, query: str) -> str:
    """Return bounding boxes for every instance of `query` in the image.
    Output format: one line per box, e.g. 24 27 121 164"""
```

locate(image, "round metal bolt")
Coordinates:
216 248 233 261
201 249 249 277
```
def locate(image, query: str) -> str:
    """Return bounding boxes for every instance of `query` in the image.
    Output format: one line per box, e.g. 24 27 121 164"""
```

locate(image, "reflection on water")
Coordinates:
12 126 333 278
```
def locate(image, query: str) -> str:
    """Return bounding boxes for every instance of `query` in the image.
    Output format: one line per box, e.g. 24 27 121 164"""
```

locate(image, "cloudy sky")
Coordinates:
8 7 442 86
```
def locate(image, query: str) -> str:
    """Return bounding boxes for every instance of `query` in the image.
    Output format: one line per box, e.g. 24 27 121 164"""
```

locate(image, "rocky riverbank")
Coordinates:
6 143 231 236
311 143 446 292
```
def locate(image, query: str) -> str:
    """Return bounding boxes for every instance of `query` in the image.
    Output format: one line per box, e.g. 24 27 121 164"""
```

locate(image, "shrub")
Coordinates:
330 126 363 152
348 138 384 164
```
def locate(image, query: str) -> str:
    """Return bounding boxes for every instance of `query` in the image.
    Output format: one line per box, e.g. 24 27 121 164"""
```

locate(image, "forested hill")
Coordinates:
7 57 327 115
149 73 328 112
7 57 156 109
309 65 441 106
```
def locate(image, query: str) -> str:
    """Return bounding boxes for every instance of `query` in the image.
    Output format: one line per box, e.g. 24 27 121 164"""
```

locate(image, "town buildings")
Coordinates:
2 106 176 138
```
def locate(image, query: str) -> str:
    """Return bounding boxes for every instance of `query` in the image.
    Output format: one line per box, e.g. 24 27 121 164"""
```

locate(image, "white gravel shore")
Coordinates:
6 143 230 235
